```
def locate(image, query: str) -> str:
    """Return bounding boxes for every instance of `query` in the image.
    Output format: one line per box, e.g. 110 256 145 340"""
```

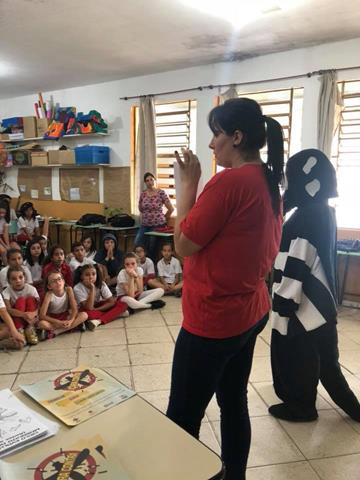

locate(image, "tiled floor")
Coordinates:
1 298 360 479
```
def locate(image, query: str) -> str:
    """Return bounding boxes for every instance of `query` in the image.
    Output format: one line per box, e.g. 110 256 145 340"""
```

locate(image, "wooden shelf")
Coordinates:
3 164 111 169
0 132 110 143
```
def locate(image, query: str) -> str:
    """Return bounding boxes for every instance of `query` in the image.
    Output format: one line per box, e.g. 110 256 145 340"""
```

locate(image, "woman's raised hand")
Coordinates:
174 148 201 187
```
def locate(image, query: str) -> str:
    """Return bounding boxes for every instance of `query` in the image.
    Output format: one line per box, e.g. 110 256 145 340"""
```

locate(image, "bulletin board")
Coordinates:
103 166 131 211
59 168 99 203
17 168 52 201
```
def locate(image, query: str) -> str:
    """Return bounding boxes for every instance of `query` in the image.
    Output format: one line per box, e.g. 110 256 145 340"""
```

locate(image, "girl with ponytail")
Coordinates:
166 98 284 480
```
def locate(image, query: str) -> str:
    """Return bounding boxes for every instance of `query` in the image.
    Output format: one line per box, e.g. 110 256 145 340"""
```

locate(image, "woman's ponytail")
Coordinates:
263 115 284 216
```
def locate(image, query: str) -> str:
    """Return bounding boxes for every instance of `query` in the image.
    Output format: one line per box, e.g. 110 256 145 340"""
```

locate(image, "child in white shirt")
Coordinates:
17 202 40 243
116 253 164 310
156 243 183 296
0 248 33 291
82 235 97 261
0 293 26 349
134 245 156 288
69 242 95 272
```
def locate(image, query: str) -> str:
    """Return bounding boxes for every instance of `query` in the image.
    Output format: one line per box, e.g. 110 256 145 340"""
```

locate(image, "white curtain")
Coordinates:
317 71 343 158
135 95 157 210
220 85 238 104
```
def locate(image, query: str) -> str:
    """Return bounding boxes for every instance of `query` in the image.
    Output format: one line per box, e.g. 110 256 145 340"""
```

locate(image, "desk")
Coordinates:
99 225 139 252
2 391 224 480
71 223 104 247
337 250 360 305
53 220 77 245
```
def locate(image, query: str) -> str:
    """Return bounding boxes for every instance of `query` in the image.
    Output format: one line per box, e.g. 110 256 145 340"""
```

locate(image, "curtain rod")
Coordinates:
119 65 360 100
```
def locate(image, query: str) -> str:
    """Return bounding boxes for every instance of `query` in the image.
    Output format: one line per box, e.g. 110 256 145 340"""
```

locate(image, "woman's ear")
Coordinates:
232 130 243 147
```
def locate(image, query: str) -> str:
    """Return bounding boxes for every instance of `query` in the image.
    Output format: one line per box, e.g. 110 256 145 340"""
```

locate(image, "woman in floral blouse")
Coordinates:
135 172 174 257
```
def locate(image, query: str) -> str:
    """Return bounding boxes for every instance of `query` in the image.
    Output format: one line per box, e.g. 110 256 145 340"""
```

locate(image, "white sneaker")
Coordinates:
119 310 130 318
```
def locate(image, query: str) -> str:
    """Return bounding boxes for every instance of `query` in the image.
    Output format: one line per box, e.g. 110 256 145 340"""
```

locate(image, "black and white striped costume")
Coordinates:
270 149 360 421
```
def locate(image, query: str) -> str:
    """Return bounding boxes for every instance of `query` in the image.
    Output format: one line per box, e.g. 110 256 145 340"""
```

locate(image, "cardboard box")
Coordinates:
36 118 49 137
23 116 37 139
31 151 48 166
0 134 9 141
48 149 75 165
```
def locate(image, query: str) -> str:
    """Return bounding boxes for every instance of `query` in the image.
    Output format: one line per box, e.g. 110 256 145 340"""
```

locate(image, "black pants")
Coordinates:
166 315 268 480
271 322 360 418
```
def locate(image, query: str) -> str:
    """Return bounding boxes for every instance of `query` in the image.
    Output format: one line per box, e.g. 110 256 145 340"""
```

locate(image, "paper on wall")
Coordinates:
30 189 39 199
69 187 80 201
19 185 26 193
43 186 51 196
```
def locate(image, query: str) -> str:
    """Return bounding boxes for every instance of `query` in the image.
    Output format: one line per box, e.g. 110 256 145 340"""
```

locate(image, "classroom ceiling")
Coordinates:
0 0 360 99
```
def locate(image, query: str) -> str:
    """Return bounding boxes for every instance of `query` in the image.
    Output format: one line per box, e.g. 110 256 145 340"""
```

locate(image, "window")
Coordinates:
331 80 360 229
155 100 197 208
216 87 303 172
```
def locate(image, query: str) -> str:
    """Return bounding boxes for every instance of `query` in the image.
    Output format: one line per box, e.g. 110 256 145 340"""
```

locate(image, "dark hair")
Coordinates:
144 172 156 183
71 241 84 252
161 242 173 250
73 263 102 289
25 237 45 266
0 200 10 223
45 271 64 291
82 235 96 254
7 265 25 282
7 248 22 260
134 245 146 252
208 97 284 215
44 244 64 266
19 201 37 220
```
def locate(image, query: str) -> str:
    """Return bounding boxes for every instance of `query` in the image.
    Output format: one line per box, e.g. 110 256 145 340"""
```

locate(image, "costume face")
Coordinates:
283 148 338 213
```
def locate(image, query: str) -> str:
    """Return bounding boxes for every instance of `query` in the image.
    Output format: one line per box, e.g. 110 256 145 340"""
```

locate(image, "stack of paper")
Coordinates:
0 389 58 458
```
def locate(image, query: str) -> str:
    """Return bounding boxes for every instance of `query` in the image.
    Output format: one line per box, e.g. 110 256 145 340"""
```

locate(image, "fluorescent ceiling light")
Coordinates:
180 0 301 28
0 61 14 77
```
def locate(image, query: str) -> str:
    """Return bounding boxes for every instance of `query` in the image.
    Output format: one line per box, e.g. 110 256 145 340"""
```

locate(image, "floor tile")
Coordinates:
21 349 77 372
280 410 360 458
337 316 360 332
95 318 125 329
0 374 16 390
253 337 270 357
132 363 172 392
125 312 165 328
161 300 182 313
30 332 81 350
339 350 360 374
129 342 174 365
80 329 127 347
211 417 304 467
168 325 180 341
247 461 320 480
311 453 360 480
13 370 64 390
139 390 170 413
338 332 360 351
252 381 333 411
162 311 183 325
78 345 130 367
259 323 272 344
126 326 172 344
199 422 221 455
0 350 27 374
250 356 273 382
103 366 133 389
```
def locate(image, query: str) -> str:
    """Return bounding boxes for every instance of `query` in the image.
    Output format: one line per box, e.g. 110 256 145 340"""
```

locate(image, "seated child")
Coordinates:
0 194 17 222
0 294 26 350
94 233 123 289
68 242 95 272
74 264 128 330
24 238 45 294
38 271 87 338
156 243 183 296
2 266 40 345
0 200 11 261
134 245 157 289
0 248 33 291
42 245 73 287
17 202 40 243
116 253 164 310
82 236 97 261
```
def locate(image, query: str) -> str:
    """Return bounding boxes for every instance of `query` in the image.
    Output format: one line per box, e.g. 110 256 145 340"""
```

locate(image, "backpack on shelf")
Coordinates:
108 213 135 228
77 213 107 226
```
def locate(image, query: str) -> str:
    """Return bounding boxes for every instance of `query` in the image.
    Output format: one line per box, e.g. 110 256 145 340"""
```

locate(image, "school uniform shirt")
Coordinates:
140 257 155 277
0 218 8 236
23 260 42 283
17 217 39 236
116 267 144 297
68 257 95 273
74 281 112 306
2 284 39 305
0 265 33 291
180 165 282 339
0 294 5 309
10 208 17 222
85 250 97 262
157 257 182 284
48 291 69 314
42 262 73 287
271 204 338 337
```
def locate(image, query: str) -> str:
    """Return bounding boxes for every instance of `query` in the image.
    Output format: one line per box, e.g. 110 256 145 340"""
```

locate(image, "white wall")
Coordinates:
1 36 360 199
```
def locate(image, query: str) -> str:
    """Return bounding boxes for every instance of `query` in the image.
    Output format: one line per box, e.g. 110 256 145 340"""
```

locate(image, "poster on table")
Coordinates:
21 366 135 426
0 434 130 479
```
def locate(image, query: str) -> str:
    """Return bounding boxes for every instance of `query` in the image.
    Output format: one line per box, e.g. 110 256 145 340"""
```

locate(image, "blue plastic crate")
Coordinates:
75 145 110 165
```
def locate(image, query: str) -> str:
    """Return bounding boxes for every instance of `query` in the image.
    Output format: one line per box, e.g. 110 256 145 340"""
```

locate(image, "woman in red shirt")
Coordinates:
166 98 284 480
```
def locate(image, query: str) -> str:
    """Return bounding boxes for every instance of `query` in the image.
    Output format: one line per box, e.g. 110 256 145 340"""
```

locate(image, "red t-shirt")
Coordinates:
180 165 282 339
42 262 73 287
